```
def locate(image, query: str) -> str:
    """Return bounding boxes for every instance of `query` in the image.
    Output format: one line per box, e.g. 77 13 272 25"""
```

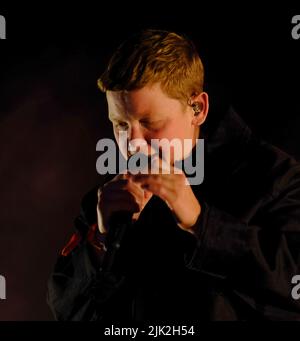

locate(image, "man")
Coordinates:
48 29 300 321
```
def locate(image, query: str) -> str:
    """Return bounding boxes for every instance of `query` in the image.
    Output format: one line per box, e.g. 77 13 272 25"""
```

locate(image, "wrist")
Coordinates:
179 202 201 235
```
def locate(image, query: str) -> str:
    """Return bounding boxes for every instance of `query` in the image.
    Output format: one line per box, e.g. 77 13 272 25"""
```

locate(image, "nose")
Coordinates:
128 123 144 141
128 124 148 156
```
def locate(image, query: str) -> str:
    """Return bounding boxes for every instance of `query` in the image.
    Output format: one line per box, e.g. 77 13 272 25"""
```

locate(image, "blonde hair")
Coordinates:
97 29 204 105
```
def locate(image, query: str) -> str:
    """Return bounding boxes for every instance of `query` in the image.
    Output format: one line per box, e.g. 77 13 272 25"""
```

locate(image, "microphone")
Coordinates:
107 211 133 249
101 210 133 272
101 152 142 272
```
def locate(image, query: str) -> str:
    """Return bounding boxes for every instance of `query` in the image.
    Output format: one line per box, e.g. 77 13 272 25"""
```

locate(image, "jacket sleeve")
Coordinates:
185 164 300 320
47 181 130 321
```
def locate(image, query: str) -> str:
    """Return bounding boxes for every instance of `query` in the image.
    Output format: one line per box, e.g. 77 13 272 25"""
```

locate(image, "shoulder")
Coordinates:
255 141 300 195
237 137 300 199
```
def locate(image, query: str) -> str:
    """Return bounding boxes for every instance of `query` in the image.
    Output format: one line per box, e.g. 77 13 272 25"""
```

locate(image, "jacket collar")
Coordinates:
204 106 253 156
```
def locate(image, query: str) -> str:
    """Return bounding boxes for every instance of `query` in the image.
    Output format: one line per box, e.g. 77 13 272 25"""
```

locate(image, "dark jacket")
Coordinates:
47 106 300 321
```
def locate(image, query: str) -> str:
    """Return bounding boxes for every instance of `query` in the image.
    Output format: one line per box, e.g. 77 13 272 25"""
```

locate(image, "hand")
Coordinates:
97 173 152 234
130 161 201 234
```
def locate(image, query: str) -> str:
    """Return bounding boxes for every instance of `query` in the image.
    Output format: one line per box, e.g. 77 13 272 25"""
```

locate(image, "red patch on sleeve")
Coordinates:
87 223 98 243
61 232 82 257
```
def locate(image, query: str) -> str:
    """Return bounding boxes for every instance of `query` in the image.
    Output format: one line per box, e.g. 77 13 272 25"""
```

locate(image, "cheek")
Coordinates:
114 130 128 160
157 121 191 140
153 121 193 162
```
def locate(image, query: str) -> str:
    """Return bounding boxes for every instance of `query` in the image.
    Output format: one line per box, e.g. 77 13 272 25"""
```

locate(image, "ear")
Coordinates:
190 92 209 126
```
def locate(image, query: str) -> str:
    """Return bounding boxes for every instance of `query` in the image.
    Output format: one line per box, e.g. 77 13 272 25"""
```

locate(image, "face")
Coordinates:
106 82 208 166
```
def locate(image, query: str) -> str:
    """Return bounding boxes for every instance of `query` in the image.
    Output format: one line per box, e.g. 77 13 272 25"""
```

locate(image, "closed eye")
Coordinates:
140 120 164 130
114 121 129 130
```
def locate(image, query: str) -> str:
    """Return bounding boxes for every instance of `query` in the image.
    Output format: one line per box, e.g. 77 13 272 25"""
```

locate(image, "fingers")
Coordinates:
99 187 144 210
131 171 186 204
103 177 144 203
97 172 152 234
97 190 142 234
100 192 141 212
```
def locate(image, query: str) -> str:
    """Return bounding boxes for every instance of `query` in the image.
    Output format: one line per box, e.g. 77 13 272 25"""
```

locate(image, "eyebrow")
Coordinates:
109 112 160 121
108 113 151 120
138 111 168 119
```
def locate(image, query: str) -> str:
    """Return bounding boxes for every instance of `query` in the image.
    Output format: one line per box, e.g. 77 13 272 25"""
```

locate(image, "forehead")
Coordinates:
106 83 182 120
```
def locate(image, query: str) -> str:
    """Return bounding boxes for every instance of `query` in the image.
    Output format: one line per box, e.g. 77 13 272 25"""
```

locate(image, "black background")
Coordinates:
0 2 299 320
